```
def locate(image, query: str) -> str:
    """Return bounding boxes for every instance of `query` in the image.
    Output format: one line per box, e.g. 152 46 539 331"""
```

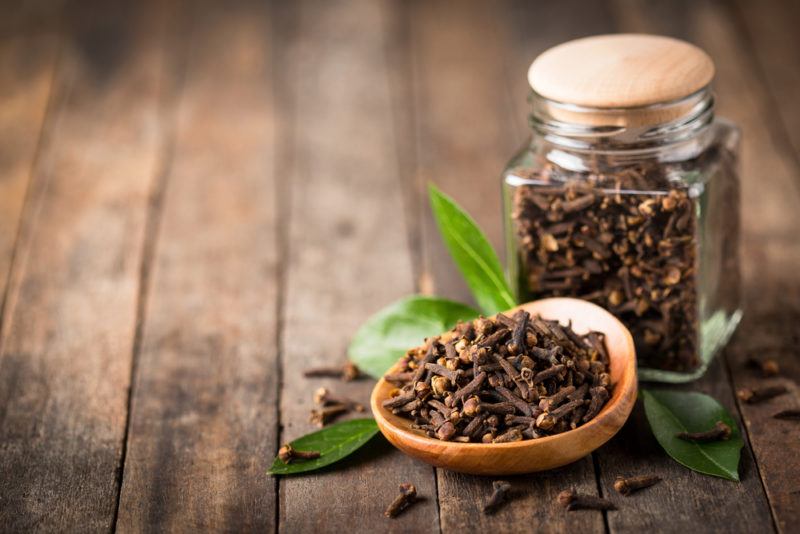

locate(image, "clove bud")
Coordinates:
677 421 731 443
737 385 788 404
773 409 800 421
483 480 512 514
313 387 365 412
304 361 361 381
309 404 348 427
557 489 616 511
384 483 418 518
277 443 320 464
613 475 662 496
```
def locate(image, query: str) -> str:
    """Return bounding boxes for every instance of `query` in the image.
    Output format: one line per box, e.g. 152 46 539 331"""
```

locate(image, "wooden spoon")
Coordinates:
370 297 638 475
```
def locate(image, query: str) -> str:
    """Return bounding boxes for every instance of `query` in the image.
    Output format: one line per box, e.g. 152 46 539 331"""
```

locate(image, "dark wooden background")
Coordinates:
1 0 798 532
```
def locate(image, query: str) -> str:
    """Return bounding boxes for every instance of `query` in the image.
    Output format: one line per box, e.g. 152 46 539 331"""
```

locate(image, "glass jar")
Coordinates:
502 35 742 382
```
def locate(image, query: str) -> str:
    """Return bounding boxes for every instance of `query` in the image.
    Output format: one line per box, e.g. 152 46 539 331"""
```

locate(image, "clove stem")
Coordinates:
613 475 662 496
384 483 418 518
557 489 616 511
677 421 731 442
483 480 512 514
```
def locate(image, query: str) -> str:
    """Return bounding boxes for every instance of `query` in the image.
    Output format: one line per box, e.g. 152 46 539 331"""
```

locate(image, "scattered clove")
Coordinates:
277 443 320 464
737 385 788 404
677 421 731 443
557 489 616 511
745 357 780 377
304 361 362 381
384 483 418 518
313 387 365 412
773 409 800 421
309 404 348 427
482 480 512 514
613 475 662 496
381 311 612 442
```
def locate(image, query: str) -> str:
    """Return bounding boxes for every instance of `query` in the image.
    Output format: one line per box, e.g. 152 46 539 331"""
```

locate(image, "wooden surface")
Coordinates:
0 0 798 532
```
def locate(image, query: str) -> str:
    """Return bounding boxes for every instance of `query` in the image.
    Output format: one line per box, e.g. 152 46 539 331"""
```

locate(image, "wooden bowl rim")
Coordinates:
370 297 637 452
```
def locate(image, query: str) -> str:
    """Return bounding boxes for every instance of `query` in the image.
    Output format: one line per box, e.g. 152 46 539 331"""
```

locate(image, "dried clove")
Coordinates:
613 475 662 496
304 361 361 381
309 404 348 427
737 385 788 404
557 489 616 511
773 409 800 421
745 357 779 377
313 387 365 412
677 421 731 442
277 443 321 464
384 483 418 518
483 480 512 514
381 311 612 442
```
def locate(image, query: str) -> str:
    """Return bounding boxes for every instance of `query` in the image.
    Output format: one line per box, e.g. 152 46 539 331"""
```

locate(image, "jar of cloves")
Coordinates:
502 34 741 381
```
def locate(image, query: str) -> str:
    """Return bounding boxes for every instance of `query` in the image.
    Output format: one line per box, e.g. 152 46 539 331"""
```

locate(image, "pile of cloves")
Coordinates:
512 172 701 373
382 310 612 442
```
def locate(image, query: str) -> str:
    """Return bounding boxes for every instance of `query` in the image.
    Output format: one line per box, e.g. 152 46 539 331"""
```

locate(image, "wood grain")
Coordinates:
276 1 438 532
0 0 176 530
0 12 58 322
733 0 800 180
114 0 279 531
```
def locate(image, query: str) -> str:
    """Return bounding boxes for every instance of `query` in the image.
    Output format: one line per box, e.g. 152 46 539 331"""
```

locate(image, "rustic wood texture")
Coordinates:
276 1 438 532
0 0 798 531
0 0 175 530
115 1 279 531
0 10 58 320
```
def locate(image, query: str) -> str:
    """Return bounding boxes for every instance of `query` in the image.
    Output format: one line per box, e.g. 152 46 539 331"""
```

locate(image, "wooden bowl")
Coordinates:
370 297 637 475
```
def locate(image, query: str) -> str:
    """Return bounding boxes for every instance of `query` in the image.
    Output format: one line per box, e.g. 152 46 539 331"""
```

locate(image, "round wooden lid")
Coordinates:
528 34 714 109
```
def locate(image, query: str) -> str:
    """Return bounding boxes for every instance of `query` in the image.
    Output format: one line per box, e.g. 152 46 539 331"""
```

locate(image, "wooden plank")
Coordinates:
114 1 279 531
596 0 797 531
0 1 177 531
409 1 614 532
276 1 439 532
732 0 800 179
0 13 59 321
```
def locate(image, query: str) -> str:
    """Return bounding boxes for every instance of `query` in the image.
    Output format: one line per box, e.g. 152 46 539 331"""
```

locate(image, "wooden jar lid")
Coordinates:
528 34 714 126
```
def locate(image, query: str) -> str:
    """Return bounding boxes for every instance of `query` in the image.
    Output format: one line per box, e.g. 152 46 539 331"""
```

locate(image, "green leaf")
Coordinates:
428 183 516 315
642 389 743 481
268 419 380 476
348 295 479 378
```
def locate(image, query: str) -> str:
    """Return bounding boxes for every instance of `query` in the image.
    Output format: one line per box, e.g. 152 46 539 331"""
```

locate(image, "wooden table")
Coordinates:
1 0 798 532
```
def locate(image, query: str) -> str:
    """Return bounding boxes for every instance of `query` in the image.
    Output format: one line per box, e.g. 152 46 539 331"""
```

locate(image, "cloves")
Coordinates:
277 443 321 464
557 489 616 511
380 311 612 442
309 404 348 427
304 361 361 381
773 409 800 421
745 357 780 377
737 385 788 404
483 480 512 514
613 475 661 496
384 482 418 518
677 421 731 443
313 387 365 412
